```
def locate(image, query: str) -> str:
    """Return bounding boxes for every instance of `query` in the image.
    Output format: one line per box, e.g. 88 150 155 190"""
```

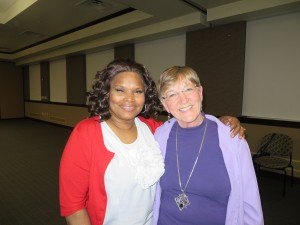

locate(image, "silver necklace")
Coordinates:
174 119 207 211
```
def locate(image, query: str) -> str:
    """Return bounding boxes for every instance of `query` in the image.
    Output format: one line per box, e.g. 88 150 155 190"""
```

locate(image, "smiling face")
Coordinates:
161 76 204 128
108 71 145 123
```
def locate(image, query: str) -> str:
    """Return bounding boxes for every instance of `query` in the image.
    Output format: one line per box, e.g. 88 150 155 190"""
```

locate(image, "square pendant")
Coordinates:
174 192 190 211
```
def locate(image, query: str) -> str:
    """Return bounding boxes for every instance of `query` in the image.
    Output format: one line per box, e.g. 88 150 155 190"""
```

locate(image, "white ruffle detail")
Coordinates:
119 141 165 189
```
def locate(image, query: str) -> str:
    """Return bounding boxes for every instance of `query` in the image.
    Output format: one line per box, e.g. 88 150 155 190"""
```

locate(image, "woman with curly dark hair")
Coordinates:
60 59 165 225
59 59 244 225
88 58 162 120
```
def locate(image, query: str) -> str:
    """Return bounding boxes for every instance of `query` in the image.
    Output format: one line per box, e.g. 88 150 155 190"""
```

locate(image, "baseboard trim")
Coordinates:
25 117 73 129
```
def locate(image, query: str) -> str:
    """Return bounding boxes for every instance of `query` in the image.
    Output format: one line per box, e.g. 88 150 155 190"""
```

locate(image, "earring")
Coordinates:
167 113 171 123
141 104 148 114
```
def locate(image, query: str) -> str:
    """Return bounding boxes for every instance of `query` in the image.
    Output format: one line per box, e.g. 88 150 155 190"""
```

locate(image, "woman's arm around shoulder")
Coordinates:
219 116 246 138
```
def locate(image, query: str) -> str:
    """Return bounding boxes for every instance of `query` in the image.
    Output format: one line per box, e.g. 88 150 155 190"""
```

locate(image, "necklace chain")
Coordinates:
175 120 208 193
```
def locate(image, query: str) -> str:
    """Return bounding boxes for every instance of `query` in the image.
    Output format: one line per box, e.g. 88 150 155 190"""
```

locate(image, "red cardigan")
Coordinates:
59 116 162 225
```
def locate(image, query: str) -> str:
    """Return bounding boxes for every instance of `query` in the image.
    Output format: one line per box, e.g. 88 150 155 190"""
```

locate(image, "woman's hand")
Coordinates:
219 116 246 139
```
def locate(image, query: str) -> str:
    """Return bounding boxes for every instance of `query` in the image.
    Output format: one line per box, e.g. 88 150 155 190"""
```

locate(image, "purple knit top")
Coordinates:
157 118 231 225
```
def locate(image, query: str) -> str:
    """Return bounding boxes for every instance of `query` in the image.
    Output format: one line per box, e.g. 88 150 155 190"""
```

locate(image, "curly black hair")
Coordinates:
88 58 162 121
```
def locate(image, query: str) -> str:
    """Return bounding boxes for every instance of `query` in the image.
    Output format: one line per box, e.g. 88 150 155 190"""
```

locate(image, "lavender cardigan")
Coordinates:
153 115 264 225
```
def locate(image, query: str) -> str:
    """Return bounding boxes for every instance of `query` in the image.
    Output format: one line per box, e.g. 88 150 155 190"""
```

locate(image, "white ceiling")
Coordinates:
0 0 18 11
0 0 300 64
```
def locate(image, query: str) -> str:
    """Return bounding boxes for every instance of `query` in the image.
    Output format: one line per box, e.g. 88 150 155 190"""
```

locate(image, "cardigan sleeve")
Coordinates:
59 120 92 216
237 139 264 225
138 116 163 133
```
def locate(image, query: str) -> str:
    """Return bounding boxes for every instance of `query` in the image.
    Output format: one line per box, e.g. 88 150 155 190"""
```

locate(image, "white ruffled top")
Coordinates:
102 117 165 188
101 118 165 224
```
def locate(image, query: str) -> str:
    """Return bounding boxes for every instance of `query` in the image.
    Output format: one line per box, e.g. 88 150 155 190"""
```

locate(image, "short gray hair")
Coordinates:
157 66 201 98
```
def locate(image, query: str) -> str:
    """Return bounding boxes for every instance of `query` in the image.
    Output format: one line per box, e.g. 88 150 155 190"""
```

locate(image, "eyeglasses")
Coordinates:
161 85 199 101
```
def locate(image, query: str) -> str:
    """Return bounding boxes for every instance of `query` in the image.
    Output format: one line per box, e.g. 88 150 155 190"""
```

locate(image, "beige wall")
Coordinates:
24 101 88 127
49 58 67 103
24 101 300 178
86 49 114 92
135 34 186 84
243 11 300 121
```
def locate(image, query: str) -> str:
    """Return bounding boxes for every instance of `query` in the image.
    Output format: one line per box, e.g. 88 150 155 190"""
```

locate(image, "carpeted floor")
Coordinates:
0 119 70 225
258 171 300 225
0 118 299 225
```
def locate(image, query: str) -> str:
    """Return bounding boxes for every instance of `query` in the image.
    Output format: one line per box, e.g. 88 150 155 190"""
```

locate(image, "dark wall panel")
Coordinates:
114 44 134 60
0 62 24 118
40 61 50 102
23 65 29 101
186 21 246 116
66 55 86 104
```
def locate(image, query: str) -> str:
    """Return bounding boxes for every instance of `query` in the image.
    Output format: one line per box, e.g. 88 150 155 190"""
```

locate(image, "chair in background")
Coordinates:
253 133 293 196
